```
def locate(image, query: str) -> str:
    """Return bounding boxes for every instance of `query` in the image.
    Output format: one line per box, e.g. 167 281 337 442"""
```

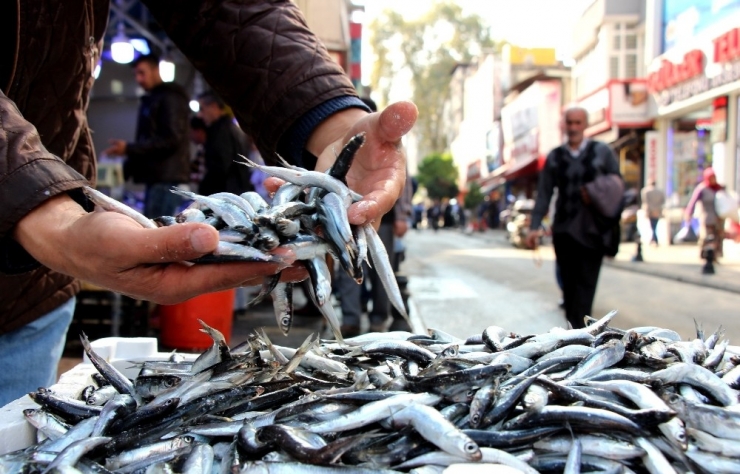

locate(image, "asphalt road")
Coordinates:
402 228 740 342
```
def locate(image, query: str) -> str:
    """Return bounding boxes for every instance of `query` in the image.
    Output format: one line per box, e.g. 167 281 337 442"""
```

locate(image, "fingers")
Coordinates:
377 101 418 144
121 223 221 264
264 177 286 194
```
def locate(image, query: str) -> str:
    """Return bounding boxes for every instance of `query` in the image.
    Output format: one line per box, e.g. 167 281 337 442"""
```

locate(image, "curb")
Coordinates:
603 259 740 295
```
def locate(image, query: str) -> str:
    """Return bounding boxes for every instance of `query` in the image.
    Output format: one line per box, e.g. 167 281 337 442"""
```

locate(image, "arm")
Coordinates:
530 151 558 231
685 185 703 221
125 91 190 161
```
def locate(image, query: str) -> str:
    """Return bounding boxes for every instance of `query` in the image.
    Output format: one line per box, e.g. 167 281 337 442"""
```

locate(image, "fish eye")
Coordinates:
465 442 478 452
282 317 291 326
164 379 175 387
471 414 480 424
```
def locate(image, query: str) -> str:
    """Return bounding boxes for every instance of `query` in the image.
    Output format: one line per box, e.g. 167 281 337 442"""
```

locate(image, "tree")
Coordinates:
416 152 459 200
464 182 485 211
368 2 496 156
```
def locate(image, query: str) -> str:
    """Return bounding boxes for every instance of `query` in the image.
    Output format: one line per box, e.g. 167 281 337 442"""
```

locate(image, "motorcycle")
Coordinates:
505 199 536 249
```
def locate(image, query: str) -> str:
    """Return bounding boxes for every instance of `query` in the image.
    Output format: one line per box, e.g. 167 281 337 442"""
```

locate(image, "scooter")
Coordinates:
506 199 536 249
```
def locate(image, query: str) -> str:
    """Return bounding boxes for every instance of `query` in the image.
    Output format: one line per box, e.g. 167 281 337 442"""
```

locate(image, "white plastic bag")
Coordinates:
715 190 739 222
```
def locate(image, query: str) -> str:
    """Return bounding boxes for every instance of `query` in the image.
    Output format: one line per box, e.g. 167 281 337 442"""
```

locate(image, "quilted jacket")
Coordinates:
0 0 360 334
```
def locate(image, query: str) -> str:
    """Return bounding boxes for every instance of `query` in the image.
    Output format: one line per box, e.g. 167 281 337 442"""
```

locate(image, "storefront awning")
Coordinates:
478 164 509 194
504 155 546 181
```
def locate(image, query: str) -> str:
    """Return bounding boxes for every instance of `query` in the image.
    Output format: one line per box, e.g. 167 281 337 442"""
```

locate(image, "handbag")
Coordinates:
715 189 739 222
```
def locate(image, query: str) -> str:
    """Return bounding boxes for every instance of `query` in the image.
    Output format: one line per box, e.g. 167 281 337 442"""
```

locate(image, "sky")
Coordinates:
359 0 593 84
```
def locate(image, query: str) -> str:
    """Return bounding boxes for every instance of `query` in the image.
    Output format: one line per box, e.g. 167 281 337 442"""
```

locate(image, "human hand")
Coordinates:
581 186 591 206
307 101 418 226
525 230 541 250
394 219 409 238
104 139 127 156
13 194 303 304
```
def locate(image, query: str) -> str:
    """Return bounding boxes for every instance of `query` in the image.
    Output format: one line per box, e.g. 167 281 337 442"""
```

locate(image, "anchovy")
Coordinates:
328 132 365 184
80 333 138 403
650 362 739 406
83 186 157 229
389 403 481 461
363 223 408 320
271 282 293 336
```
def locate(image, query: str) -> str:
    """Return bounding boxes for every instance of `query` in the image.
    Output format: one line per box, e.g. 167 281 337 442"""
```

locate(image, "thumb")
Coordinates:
376 101 418 144
131 223 220 263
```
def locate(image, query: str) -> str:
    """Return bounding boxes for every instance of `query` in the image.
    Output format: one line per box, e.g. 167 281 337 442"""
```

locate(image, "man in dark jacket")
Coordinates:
106 54 191 218
0 0 417 406
196 91 254 196
526 107 620 329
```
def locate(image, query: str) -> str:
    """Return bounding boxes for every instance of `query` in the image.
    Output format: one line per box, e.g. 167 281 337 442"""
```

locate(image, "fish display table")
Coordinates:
2 314 740 472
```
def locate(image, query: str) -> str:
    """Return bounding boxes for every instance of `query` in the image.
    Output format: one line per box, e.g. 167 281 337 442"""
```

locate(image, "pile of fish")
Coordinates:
83 132 407 343
4 311 740 473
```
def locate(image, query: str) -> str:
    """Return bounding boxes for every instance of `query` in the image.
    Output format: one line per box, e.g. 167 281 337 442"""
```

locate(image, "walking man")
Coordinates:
641 181 665 246
106 54 191 218
526 107 621 329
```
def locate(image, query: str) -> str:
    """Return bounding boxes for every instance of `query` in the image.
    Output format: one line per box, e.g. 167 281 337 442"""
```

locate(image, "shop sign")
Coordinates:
610 80 650 125
644 131 659 183
649 27 740 107
466 160 481 181
501 80 561 164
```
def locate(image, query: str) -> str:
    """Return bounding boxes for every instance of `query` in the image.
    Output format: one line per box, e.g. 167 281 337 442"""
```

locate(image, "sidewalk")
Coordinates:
470 228 740 294
606 239 740 294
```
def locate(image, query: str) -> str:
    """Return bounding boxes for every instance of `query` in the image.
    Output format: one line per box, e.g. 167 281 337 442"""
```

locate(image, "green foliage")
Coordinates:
464 182 485 210
368 2 497 157
416 152 459 200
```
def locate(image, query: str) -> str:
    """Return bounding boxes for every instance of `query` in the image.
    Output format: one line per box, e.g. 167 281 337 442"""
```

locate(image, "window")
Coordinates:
613 33 621 50
625 54 637 78
625 34 637 50
610 56 619 78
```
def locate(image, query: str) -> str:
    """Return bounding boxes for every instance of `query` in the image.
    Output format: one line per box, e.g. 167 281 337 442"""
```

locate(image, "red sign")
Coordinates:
647 50 705 93
714 28 740 63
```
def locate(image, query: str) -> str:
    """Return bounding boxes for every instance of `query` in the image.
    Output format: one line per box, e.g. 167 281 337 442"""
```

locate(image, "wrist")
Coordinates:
306 107 368 158
14 193 86 265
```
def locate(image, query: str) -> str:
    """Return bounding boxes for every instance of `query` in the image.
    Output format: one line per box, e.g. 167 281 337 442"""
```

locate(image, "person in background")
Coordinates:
427 199 442 231
0 0 417 407
685 167 725 260
188 116 207 187
526 107 621 329
106 54 191 218
196 91 254 196
641 180 665 246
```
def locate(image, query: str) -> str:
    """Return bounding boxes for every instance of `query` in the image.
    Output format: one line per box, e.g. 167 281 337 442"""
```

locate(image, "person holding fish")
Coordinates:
0 0 417 406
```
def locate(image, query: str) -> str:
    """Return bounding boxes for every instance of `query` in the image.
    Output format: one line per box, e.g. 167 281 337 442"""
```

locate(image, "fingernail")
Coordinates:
190 227 214 253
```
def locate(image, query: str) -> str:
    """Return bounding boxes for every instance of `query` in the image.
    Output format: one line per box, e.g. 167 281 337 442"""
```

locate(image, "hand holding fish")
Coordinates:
13 194 300 304
302 100 418 226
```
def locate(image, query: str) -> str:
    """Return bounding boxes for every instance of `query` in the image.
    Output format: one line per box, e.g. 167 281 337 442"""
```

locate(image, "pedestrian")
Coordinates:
188 116 208 187
106 54 191 219
526 107 622 329
427 199 442 231
641 180 665 246
0 0 417 407
196 91 254 196
685 167 725 260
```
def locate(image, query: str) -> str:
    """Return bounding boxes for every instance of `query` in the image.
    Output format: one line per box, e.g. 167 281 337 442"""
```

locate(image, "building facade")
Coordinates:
571 0 651 191
645 0 740 235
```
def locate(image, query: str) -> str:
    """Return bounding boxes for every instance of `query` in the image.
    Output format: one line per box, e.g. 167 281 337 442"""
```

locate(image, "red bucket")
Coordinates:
159 289 236 351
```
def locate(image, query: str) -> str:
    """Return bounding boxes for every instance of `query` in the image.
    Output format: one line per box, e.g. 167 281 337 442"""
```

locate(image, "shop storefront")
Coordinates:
647 3 740 235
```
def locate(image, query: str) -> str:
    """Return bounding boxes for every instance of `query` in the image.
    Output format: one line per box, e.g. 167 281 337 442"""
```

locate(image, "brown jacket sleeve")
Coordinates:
0 89 87 238
141 0 359 160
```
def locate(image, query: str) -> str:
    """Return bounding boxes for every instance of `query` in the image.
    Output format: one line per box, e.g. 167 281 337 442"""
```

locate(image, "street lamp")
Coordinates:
110 23 134 64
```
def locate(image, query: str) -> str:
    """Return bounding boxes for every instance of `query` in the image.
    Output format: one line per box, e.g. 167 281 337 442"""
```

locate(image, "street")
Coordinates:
402 228 740 342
